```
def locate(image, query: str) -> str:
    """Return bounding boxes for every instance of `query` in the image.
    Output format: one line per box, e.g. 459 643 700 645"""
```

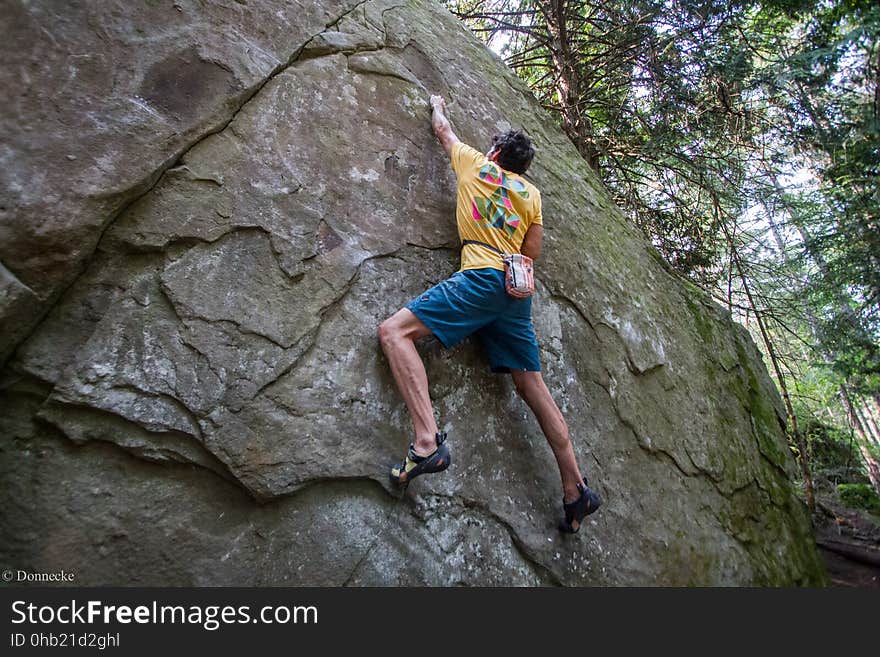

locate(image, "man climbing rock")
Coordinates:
378 94 602 533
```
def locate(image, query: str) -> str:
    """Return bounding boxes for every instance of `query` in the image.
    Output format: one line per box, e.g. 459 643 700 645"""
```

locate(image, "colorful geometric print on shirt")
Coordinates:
472 163 531 238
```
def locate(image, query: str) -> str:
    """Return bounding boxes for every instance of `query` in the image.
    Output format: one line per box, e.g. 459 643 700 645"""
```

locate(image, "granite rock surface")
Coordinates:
0 0 825 585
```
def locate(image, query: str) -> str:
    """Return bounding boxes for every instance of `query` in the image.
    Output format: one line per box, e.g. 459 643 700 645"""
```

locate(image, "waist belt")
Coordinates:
461 239 507 255
462 240 534 299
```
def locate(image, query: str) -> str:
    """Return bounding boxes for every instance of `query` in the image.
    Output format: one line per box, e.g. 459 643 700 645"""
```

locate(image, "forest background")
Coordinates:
442 0 880 517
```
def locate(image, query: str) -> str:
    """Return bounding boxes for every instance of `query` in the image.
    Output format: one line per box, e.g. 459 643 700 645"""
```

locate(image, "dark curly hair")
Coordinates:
490 129 535 174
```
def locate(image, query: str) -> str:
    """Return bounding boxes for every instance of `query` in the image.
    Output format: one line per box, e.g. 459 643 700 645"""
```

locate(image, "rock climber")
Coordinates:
378 94 602 533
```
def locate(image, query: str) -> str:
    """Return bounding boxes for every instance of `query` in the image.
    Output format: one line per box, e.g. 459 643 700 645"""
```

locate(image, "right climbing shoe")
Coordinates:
389 432 451 485
559 477 602 534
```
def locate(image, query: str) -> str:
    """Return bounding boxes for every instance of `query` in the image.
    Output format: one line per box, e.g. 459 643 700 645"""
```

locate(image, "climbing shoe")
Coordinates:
559 477 602 534
389 432 451 485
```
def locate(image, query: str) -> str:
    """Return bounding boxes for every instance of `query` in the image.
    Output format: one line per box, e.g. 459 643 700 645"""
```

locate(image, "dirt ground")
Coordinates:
813 497 880 588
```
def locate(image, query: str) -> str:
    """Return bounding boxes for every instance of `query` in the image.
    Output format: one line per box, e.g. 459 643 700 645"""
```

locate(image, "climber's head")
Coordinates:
487 129 535 174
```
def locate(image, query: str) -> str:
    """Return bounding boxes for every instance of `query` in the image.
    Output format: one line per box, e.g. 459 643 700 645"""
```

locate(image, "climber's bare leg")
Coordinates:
379 308 439 458
511 370 583 503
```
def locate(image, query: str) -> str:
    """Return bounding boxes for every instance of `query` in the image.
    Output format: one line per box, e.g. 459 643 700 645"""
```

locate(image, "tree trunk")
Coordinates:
535 0 600 172
757 201 817 506
858 444 880 496
861 396 880 447
840 385 880 495
719 202 814 508
854 402 878 448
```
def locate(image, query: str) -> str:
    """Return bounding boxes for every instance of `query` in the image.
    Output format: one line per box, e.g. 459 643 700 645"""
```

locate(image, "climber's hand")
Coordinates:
430 94 459 156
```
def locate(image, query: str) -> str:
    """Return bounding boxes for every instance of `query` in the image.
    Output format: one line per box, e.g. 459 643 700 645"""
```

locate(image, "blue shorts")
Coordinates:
406 268 541 373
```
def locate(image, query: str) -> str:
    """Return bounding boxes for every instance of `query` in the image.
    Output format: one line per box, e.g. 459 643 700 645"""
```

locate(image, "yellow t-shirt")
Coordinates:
450 142 543 272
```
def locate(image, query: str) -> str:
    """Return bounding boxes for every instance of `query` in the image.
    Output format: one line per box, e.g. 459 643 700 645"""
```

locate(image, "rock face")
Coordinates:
0 0 825 585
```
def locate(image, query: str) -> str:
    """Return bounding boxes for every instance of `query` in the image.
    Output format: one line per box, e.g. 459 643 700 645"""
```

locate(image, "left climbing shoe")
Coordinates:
559 477 602 534
389 432 451 485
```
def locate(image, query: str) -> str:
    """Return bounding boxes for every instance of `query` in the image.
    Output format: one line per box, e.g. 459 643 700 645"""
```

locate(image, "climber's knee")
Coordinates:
378 317 392 340
378 317 399 350
379 308 431 348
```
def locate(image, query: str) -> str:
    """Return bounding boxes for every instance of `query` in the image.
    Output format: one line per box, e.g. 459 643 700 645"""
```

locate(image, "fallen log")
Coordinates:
816 539 880 568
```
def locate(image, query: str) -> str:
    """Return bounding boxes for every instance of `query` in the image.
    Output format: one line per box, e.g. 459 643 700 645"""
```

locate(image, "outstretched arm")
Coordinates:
430 95 459 156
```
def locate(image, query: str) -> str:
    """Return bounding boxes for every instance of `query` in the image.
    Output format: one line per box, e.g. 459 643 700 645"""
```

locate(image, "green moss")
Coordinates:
682 294 717 346
837 483 880 515
659 538 715 585
732 337 788 469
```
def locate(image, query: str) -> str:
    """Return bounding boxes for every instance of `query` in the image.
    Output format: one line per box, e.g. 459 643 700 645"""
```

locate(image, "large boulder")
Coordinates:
0 0 825 585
